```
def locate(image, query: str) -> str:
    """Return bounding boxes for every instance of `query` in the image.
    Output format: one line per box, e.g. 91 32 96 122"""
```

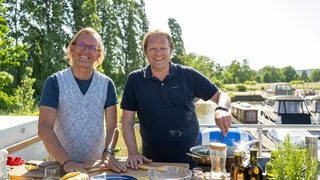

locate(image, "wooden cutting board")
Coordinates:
9 160 189 179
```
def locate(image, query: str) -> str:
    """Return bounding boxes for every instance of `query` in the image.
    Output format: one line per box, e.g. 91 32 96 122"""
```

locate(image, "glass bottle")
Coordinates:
265 151 276 180
209 142 228 180
230 149 241 180
245 149 262 180
230 149 246 180
0 149 9 180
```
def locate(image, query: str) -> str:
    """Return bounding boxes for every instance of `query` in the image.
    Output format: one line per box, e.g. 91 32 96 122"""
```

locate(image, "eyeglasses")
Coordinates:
72 42 100 53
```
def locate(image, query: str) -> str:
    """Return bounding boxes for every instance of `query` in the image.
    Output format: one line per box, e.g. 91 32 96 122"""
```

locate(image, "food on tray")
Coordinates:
61 172 89 180
25 164 39 171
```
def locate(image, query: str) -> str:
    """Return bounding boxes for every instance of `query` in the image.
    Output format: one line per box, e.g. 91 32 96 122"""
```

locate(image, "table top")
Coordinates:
8 160 189 179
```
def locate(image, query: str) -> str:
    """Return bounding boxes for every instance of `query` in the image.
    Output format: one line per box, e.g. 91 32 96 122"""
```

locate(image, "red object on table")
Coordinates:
7 156 25 166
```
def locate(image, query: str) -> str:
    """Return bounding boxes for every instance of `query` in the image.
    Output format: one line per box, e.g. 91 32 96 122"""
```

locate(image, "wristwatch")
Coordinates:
215 105 229 112
103 148 115 155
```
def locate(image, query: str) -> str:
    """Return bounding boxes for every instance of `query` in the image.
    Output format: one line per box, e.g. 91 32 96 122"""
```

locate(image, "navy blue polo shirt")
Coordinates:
121 62 218 166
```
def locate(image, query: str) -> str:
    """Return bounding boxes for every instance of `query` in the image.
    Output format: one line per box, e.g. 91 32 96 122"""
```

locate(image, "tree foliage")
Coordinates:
168 18 185 58
1 0 320 114
309 69 320 82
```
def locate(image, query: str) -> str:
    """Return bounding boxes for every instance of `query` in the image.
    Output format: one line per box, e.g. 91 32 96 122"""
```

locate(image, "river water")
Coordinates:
195 100 263 124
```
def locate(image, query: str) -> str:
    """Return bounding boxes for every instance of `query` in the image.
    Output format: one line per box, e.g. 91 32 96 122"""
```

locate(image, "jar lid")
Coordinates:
209 142 227 150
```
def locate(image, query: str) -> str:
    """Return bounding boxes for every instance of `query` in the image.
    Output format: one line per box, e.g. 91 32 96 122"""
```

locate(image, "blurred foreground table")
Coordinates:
9 160 189 179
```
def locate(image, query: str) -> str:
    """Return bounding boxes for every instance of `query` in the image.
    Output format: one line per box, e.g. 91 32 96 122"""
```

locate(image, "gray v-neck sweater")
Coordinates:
54 67 109 162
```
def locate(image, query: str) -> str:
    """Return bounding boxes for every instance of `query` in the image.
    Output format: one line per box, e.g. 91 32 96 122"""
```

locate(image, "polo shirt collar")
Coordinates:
143 62 178 79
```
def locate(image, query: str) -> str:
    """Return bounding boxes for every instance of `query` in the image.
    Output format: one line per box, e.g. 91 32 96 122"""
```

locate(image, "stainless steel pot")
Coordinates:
188 145 234 167
187 140 260 167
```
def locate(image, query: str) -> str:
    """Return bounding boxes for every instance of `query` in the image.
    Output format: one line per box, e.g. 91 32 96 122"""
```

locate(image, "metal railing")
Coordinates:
199 123 320 156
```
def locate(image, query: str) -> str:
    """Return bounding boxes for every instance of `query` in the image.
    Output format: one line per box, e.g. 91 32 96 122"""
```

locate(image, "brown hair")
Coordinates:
65 27 104 69
142 29 174 56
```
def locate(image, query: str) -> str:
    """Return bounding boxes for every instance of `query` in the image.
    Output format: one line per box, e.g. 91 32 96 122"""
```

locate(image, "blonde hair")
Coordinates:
65 27 104 69
142 29 174 56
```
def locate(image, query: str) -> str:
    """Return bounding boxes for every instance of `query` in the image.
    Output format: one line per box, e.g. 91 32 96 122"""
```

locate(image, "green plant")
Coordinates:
268 135 318 180
236 84 247 92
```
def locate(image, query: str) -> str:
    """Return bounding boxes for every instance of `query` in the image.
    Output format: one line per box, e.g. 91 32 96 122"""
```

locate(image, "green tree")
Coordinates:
15 67 36 114
18 0 71 97
0 0 29 111
98 0 149 92
224 60 241 83
282 66 297 82
168 18 185 59
309 69 320 82
72 0 101 33
238 59 255 83
300 70 309 82
260 66 283 83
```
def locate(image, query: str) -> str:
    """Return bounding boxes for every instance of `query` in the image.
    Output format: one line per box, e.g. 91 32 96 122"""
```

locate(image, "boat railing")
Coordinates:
199 123 320 156
5 123 319 160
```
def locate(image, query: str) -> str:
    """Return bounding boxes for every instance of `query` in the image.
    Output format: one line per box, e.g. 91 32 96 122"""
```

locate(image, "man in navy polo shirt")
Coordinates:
121 29 232 169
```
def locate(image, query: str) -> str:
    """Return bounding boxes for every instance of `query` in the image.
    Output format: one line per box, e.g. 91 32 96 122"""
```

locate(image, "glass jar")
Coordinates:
209 142 228 180
0 149 9 180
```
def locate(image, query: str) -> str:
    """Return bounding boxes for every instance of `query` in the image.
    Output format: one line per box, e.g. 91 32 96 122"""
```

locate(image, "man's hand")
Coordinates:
100 152 127 172
214 110 232 136
126 154 152 170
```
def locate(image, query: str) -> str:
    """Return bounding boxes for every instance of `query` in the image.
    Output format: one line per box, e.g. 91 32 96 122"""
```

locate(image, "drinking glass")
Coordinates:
44 166 60 180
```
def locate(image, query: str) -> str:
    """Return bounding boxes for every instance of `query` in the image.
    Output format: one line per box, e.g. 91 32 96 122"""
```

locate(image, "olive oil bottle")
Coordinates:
230 149 246 180
245 149 262 180
265 151 275 179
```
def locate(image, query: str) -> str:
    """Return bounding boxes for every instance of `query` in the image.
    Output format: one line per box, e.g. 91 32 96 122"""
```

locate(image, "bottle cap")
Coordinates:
250 148 258 155
234 149 242 156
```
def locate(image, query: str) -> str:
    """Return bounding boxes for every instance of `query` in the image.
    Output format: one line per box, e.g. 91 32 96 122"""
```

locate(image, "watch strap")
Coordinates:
215 105 229 112
103 148 115 155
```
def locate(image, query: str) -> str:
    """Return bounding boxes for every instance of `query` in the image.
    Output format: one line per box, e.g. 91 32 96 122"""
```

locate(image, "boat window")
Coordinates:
311 101 320 113
283 101 302 113
274 101 280 113
246 111 257 122
275 84 293 95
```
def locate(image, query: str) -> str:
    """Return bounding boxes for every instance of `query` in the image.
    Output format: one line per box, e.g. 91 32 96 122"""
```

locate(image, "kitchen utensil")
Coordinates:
219 133 225 143
89 174 137 179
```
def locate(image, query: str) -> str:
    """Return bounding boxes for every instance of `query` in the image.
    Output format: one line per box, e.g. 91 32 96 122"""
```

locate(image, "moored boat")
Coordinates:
0 116 48 161
261 82 294 99
231 102 259 124
260 95 313 124
304 95 320 124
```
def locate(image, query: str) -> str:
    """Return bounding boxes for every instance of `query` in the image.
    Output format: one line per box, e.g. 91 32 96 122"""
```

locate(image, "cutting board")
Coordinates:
9 160 189 179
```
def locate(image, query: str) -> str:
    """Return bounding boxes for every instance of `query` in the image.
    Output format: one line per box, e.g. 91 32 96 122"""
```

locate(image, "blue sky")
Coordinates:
145 0 320 70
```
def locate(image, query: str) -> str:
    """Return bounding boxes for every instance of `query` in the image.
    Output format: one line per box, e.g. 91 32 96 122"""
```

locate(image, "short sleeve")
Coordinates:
105 80 118 108
38 75 59 108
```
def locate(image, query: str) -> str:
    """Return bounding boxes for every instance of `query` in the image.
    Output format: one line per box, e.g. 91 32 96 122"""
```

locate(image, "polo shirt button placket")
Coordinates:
161 83 164 86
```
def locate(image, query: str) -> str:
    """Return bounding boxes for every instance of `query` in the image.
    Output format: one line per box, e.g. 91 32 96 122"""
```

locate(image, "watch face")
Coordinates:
103 148 114 155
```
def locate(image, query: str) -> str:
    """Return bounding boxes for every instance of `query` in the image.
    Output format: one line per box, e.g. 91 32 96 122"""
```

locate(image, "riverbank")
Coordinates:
229 91 264 102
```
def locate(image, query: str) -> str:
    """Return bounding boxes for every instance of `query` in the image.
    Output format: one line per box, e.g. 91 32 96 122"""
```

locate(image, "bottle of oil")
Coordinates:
245 149 262 180
230 149 246 180
265 151 276 180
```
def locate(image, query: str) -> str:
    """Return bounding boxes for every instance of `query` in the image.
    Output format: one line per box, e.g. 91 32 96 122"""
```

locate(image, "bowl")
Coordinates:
147 166 192 180
188 145 247 171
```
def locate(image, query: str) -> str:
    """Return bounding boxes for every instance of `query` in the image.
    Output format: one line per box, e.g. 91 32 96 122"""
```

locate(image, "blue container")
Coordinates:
199 127 253 146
